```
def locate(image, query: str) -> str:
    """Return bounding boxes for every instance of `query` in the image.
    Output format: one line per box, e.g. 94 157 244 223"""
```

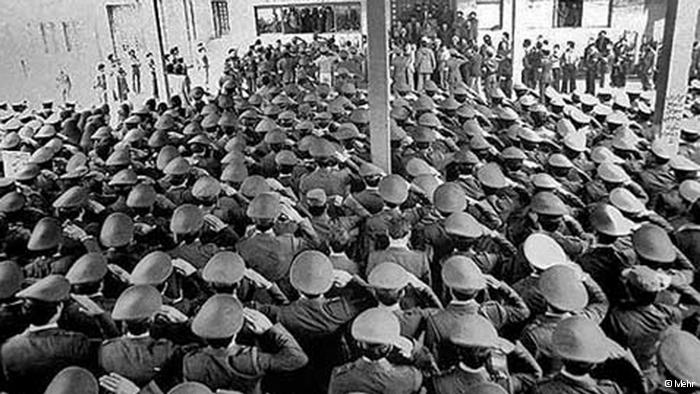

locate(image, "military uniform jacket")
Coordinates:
255 280 375 392
429 365 512 394
237 231 306 283
168 240 220 270
578 240 636 302
99 335 181 388
328 358 423 394
182 324 308 394
367 246 432 285
1 327 95 394
299 167 352 198
426 298 530 369
58 294 119 339
602 302 682 372
674 223 700 288
530 372 622 394
637 163 675 208
0 300 27 345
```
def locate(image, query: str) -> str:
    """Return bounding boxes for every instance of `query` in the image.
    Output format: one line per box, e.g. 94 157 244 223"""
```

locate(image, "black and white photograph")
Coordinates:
0 0 700 393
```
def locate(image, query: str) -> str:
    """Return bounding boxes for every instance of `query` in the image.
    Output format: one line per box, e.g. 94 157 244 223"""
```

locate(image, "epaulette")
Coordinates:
332 360 358 376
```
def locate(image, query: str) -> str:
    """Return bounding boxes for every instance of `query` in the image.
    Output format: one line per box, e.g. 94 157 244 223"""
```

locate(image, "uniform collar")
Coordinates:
458 363 488 375
448 299 479 309
26 322 59 333
253 228 275 236
126 332 151 339
560 369 595 384
360 357 391 369
377 303 402 313
389 237 410 249
329 251 348 259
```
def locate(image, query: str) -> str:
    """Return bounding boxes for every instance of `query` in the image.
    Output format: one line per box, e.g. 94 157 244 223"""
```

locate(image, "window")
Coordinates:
255 2 362 35
39 22 61 54
212 0 230 38
476 0 502 30
555 0 610 28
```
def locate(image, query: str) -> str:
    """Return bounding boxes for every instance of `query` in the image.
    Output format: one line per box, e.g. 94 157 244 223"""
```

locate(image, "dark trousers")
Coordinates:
151 72 158 98
552 68 562 92
132 68 141 93
561 65 577 93
585 69 596 94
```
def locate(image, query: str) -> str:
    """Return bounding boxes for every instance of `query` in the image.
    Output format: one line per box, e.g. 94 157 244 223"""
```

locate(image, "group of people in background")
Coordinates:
94 48 158 105
389 6 662 105
522 30 659 97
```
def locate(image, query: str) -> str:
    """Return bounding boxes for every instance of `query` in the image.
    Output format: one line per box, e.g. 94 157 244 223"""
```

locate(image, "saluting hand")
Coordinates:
158 305 189 323
244 268 272 289
99 373 140 394
332 269 353 287
243 308 273 334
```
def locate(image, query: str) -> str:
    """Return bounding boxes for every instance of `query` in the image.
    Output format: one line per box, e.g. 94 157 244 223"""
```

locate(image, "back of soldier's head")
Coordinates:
328 226 350 253
24 298 60 326
387 216 410 240
374 288 404 306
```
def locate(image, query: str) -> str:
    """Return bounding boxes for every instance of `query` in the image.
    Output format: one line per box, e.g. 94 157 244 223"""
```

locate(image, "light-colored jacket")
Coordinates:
415 47 436 74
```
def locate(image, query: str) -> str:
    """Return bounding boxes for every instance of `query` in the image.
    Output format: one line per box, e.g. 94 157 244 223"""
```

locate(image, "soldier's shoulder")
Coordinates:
595 378 623 394
331 359 361 376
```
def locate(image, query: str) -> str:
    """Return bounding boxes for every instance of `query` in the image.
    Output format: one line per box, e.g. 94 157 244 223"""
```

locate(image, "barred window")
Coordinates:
212 0 230 38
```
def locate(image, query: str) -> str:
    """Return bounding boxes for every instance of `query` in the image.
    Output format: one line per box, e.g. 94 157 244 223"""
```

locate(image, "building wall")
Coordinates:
0 0 170 108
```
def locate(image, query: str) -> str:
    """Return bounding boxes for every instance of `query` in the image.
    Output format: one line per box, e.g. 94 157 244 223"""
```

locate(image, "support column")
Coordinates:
654 0 700 150
367 0 392 173
510 0 525 86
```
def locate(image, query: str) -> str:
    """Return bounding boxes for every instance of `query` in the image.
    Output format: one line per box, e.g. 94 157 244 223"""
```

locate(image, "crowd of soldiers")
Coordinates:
0 29 700 394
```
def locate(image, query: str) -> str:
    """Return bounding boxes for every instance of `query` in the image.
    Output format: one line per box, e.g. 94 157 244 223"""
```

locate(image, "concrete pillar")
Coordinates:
510 0 525 86
654 0 700 150
367 0 392 173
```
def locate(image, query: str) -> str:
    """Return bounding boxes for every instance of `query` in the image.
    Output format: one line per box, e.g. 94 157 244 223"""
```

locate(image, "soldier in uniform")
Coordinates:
328 308 423 394
411 182 466 269
99 285 183 392
253 251 375 394
638 140 676 209
444 211 518 279
168 204 219 270
183 294 308 393
578 204 637 302
1 275 95 394
367 215 431 285
530 316 624 394
236 193 308 297
602 265 699 391
201 250 288 305
0 261 28 344
368 262 442 338
520 265 609 377
425 256 530 369
653 329 700 394
429 314 541 394
61 252 119 339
